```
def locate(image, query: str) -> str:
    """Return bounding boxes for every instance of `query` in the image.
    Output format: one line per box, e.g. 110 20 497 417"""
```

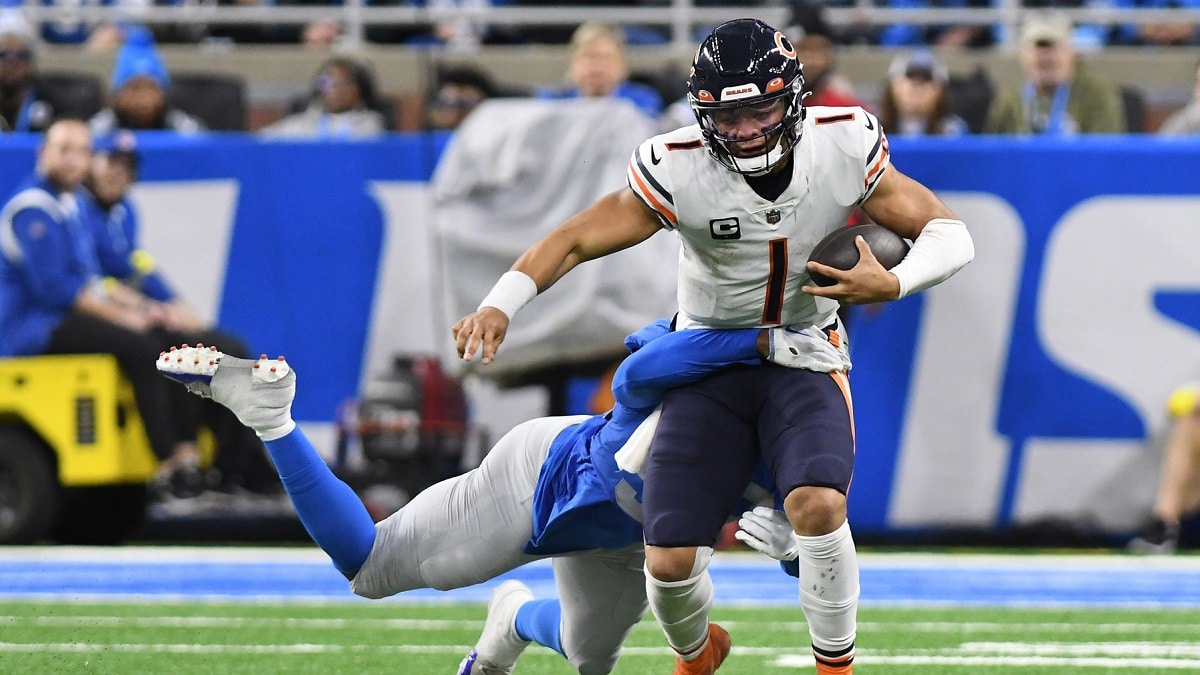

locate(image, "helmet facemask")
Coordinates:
690 77 805 176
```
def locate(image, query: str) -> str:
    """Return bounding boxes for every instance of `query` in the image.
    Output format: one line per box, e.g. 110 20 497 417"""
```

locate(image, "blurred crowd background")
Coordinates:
3 1 1199 137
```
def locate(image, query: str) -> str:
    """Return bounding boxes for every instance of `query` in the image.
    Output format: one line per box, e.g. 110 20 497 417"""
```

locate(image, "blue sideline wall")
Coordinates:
2 133 1199 535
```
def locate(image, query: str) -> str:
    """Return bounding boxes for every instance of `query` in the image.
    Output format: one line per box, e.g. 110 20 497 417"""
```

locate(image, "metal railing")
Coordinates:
18 1 1200 50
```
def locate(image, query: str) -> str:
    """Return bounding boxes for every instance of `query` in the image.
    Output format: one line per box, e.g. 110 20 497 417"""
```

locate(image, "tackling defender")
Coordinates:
158 321 813 675
454 18 974 675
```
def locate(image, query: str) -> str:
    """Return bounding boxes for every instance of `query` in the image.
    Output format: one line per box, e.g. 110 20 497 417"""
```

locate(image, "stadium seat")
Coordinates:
169 72 248 131
1121 84 1148 133
37 71 106 122
947 67 994 134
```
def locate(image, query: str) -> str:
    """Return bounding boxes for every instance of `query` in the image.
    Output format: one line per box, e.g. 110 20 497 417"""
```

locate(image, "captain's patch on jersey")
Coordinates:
709 217 741 240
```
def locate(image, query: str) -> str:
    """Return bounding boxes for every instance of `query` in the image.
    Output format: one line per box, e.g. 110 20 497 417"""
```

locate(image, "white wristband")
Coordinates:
477 271 538 320
889 218 974 299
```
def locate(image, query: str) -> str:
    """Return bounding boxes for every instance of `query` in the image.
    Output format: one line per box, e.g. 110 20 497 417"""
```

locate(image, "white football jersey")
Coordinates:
627 105 890 329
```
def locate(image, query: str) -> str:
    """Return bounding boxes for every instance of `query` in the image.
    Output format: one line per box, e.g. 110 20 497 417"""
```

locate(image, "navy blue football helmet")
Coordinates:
688 19 806 175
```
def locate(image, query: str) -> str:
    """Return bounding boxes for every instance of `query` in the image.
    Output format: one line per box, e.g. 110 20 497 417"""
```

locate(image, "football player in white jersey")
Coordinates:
454 18 975 675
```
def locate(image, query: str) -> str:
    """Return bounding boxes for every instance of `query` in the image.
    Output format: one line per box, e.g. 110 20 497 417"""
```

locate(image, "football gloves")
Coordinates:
735 506 800 561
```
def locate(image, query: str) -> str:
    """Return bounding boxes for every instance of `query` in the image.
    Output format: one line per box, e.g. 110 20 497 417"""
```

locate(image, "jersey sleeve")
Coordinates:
626 138 678 230
859 109 890 203
612 327 762 410
8 206 90 309
121 205 175 302
85 200 135 281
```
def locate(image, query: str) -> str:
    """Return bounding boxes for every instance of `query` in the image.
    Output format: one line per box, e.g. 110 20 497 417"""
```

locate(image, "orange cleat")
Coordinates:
672 624 730 675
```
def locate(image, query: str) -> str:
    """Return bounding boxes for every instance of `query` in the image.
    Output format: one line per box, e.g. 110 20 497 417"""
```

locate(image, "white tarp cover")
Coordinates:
434 98 680 377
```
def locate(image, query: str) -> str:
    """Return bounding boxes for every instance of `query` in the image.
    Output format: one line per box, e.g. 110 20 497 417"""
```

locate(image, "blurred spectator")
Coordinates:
88 26 206 135
261 57 389 138
875 0 998 48
302 18 342 48
0 9 57 132
0 120 203 484
985 10 1125 134
879 50 970 136
1128 382 1200 554
1158 59 1200 134
36 0 116 46
536 22 663 118
199 0 310 46
77 132 281 495
1112 0 1200 46
793 28 873 110
427 64 497 131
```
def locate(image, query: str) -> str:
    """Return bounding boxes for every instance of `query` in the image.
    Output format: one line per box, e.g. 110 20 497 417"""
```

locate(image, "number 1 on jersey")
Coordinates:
763 238 787 324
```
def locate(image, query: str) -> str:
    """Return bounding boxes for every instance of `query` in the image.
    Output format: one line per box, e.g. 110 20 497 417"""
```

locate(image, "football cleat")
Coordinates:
672 623 731 675
157 345 295 440
1128 518 1181 555
458 580 533 675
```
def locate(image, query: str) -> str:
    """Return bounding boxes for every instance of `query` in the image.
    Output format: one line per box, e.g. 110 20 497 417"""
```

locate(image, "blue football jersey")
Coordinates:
525 324 778 555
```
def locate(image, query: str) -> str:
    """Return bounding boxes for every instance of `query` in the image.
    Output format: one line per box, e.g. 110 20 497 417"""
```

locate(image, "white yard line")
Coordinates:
4 639 1200 669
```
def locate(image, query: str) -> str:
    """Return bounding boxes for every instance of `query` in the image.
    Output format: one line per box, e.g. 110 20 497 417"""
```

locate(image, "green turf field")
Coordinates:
3 600 1200 673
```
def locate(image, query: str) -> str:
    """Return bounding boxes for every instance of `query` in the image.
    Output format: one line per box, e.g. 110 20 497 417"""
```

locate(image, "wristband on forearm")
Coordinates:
477 271 538 319
889 218 975 299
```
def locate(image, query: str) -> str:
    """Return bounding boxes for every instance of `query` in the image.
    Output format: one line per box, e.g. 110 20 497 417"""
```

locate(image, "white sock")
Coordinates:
795 520 859 655
645 546 714 659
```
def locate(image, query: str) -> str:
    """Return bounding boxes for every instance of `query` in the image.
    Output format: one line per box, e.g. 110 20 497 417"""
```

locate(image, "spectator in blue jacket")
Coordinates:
536 22 663 119
77 132 281 495
0 120 200 479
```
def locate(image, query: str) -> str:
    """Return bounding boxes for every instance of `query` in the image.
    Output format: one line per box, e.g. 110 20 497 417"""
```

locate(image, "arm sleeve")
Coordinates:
86 203 135 281
119 205 176 302
93 203 176 302
612 328 762 410
129 247 175 302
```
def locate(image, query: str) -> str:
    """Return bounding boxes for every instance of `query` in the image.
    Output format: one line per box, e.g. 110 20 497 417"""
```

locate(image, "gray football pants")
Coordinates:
350 415 648 675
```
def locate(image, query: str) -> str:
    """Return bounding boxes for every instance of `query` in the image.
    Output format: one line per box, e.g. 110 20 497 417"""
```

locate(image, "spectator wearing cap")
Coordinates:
78 134 205 331
879 50 969 137
0 9 57 132
76 132 282 497
88 26 203 135
985 10 1124 134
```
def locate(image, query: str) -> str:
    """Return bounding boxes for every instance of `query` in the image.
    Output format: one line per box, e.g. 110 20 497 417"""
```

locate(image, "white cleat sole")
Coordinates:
156 344 224 386
158 345 291 385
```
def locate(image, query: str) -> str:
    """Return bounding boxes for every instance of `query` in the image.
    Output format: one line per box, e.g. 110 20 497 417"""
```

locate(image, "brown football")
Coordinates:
807 224 911 287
